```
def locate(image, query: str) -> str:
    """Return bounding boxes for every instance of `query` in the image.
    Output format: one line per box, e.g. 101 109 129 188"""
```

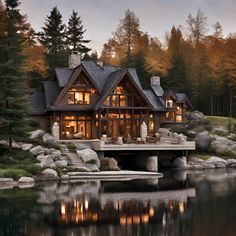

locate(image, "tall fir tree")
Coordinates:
0 0 29 150
39 6 66 78
66 10 90 54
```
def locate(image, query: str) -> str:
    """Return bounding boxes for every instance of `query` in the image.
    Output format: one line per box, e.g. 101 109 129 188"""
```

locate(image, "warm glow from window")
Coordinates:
166 99 173 108
176 106 183 115
67 91 91 105
176 115 182 122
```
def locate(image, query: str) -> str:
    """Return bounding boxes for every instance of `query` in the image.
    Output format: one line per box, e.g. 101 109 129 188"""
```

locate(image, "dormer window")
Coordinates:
166 99 173 108
68 91 91 105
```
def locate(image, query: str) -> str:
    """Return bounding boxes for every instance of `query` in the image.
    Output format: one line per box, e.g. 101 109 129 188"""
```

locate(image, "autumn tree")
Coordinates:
66 10 90 53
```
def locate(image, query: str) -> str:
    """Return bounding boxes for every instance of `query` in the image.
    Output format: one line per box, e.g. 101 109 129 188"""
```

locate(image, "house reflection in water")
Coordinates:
58 196 187 227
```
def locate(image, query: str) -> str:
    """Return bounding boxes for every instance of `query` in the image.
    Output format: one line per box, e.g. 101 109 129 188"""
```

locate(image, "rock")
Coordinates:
188 110 205 120
60 174 69 180
227 158 236 166
187 130 197 138
22 143 33 151
202 163 215 169
30 129 45 139
158 128 171 137
86 164 99 172
49 149 62 161
55 160 68 168
12 142 21 148
173 157 187 168
196 131 211 151
0 140 8 145
188 156 205 164
206 156 227 168
37 155 54 167
0 178 14 185
41 168 58 179
209 140 231 154
146 156 158 172
73 166 90 172
42 133 56 145
76 149 100 167
100 157 120 171
30 145 44 156
214 126 228 134
43 148 50 155
18 177 35 184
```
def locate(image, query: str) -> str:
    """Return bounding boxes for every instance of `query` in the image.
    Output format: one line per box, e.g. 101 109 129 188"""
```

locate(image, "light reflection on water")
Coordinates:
1 169 236 236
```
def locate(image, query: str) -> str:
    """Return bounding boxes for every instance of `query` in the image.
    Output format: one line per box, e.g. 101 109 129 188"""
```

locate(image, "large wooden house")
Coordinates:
30 52 192 140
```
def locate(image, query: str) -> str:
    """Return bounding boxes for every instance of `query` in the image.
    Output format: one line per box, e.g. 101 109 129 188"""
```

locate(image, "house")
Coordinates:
30 52 192 140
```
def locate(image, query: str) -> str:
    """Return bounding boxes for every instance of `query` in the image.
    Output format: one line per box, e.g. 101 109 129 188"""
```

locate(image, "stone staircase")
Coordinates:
60 144 87 169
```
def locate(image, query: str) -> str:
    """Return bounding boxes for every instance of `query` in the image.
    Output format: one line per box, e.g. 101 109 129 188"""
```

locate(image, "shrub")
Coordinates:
67 143 77 153
24 164 42 175
0 169 29 180
171 126 187 135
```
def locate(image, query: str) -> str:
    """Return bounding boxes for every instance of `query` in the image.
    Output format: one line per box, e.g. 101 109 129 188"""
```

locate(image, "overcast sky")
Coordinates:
20 0 236 53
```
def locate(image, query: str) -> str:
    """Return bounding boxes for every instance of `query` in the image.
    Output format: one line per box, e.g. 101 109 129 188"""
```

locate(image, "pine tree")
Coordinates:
66 10 90 54
0 0 29 150
39 6 66 77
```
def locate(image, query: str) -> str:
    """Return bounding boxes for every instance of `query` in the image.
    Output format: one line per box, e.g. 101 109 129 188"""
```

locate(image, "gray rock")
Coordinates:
41 168 58 178
30 145 44 156
42 133 56 145
60 174 69 180
0 178 14 185
206 156 227 168
12 142 21 149
157 128 171 137
76 143 91 150
49 149 62 161
196 131 211 151
100 157 120 171
227 158 236 166
188 111 205 120
18 177 35 184
76 149 100 167
210 140 231 154
202 163 215 169
37 155 54 167
30 129 45 139
86 164 99 172
146 156 158 172
188 156 205 164
74 166 90 172
22 143 33 151
55 160 68 168
173 156 187 168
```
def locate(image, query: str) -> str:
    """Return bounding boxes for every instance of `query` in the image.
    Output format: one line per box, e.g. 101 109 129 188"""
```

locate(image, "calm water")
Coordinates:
1 169 236 236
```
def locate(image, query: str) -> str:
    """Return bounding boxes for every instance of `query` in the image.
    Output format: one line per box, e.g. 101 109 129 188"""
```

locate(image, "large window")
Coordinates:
166 99 173 108
176 106 183 122
61 114 91 139
68 91 91 105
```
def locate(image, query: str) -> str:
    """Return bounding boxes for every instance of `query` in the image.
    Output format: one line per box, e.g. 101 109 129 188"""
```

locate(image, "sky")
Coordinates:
20 0 236 54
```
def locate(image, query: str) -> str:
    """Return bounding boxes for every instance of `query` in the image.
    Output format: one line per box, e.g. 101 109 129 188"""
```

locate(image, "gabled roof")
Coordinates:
29 91 46 115
176 93 193 109
44 81 61 108
151 84 164 97
143 90 165 111
55 68 74 87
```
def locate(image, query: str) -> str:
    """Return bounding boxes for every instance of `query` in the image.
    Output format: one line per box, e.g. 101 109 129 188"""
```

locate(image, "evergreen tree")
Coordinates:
66 10 90 54
39 6 66 77
0 0 29 150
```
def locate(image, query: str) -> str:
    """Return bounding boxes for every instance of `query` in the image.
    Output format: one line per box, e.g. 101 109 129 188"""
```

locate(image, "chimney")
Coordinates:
69 51 81 68
150 76 160 86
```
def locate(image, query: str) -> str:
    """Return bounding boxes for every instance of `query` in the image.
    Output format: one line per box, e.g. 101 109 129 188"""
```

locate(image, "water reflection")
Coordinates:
1 168 236 236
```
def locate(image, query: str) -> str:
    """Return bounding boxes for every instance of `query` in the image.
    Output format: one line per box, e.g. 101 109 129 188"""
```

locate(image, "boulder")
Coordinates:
55 160 68 168
41 168 58 178
146 156 158 172
60 174 69 180
12 142 21 149
227 159 236 166
100 157 120 171
188 111 205 121
86 164 99 172
206 156 227 168
30 129 45 139
36 155 54 167
42 133 56 145
76 149 100 167
172 157 188 168
18 177 35 184
158 128 171 137
188 156 205 164
30 145 44 156
74 166 90 172
22 143 33 151
209 140 231 154
49 149 62 161
76 143 91 150
196 131 211 151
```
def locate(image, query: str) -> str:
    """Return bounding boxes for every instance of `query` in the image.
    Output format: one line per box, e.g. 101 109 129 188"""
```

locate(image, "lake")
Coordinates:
1 169 236 236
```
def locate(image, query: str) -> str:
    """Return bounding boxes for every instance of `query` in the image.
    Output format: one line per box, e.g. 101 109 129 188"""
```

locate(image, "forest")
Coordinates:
1 0 236 143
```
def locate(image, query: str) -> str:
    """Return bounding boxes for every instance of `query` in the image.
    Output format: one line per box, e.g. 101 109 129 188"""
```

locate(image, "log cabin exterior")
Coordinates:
30 53 192 140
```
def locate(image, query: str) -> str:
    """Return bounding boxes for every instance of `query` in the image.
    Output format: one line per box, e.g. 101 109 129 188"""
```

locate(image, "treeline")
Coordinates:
101 10 236 117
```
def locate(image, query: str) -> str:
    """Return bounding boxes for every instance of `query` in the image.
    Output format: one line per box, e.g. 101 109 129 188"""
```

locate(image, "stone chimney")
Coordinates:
150 76 160 86
69 51 81 68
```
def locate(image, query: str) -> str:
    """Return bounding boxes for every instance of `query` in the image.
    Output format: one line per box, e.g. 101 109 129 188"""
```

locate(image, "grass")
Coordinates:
206 116 236 133
0 145 42 179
